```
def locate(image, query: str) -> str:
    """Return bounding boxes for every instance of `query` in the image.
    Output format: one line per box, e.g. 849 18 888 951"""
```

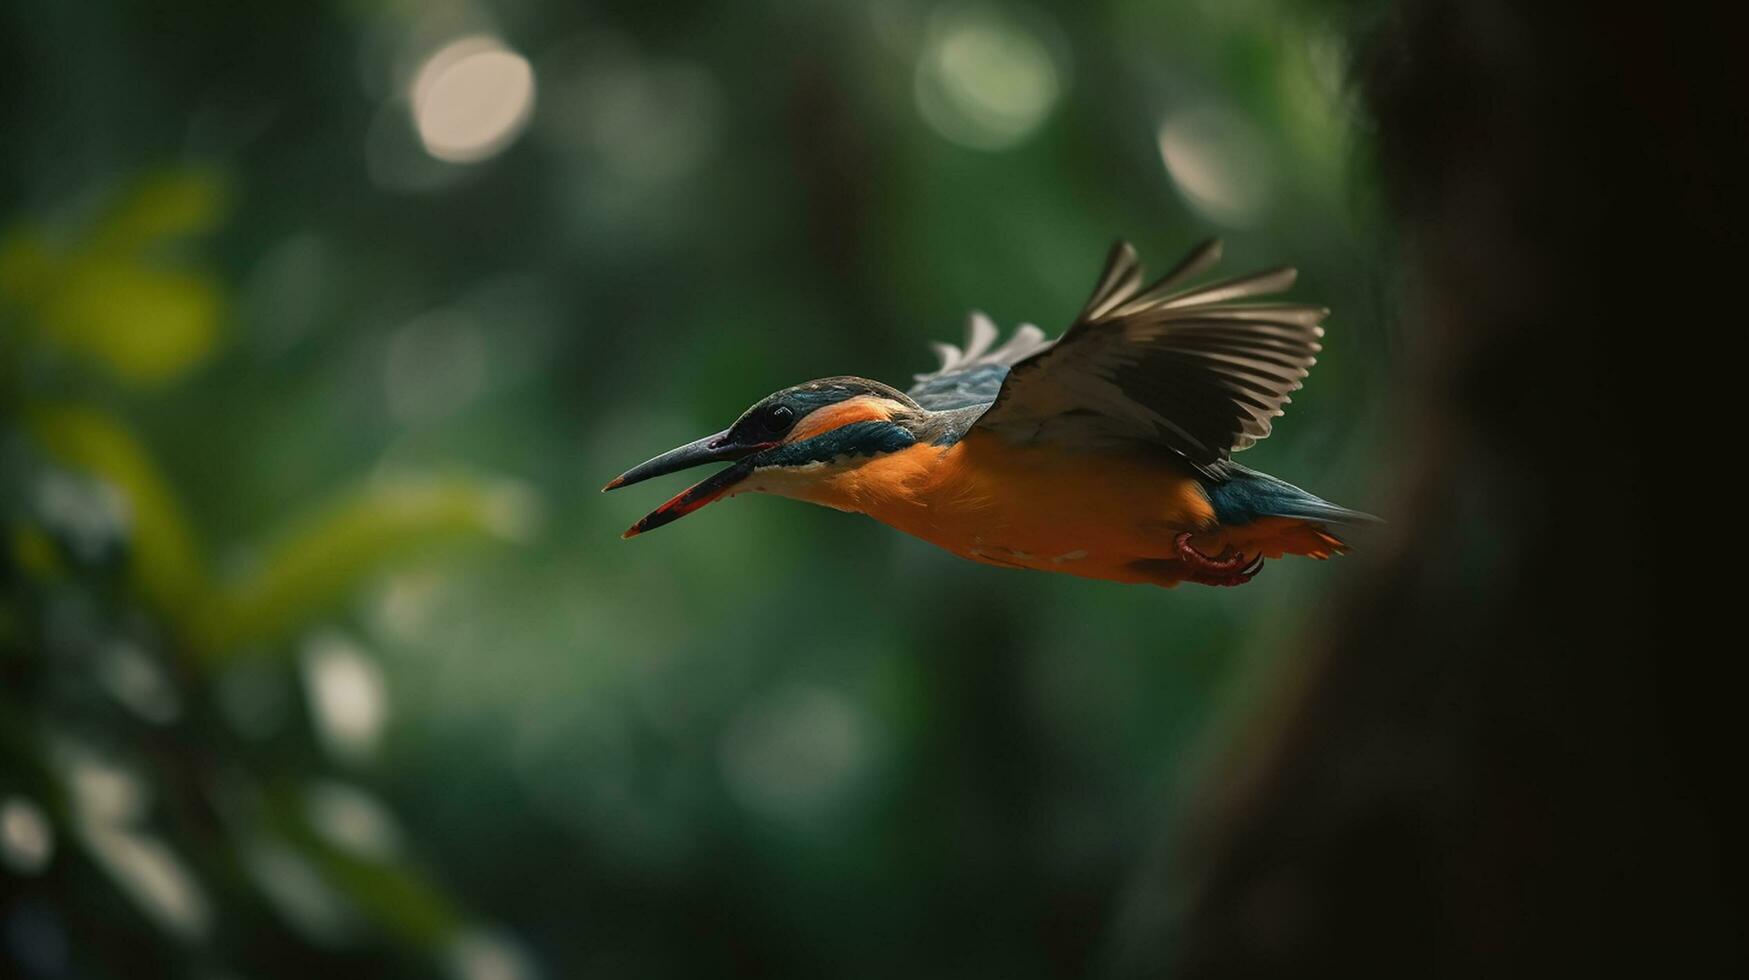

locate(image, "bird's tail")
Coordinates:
1195 463 1379 560
1203 462 1379 526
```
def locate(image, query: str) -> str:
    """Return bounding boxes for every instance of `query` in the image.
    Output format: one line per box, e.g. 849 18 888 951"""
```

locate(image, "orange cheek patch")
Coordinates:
786 396 896 443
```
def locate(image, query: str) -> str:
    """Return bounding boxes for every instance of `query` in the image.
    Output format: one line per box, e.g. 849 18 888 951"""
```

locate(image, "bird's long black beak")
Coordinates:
602 429 750 492
603 429 774 538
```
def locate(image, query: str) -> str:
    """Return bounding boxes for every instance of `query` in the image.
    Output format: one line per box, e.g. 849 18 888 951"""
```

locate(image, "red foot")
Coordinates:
1175 532 1264 587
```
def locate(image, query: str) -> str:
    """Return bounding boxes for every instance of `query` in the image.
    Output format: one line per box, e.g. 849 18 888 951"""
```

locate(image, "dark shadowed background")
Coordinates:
5 0 1731 977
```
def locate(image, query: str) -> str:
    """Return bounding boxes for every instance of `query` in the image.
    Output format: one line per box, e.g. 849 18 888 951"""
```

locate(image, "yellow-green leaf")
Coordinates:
39 256 224 385
198 475 538 654
0 227 58 305
92 169 233 253
313 848 461 947
11 525 66 580
259 782 463 947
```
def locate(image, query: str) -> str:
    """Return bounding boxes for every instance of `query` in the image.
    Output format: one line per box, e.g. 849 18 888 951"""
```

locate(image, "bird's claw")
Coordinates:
1175 532 1264 587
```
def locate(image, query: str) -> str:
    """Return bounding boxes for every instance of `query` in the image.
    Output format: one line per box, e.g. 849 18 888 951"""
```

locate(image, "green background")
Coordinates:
2 1 1389 976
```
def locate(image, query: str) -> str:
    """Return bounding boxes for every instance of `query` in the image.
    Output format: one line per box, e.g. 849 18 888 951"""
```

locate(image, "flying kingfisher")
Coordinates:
605 240 1373 587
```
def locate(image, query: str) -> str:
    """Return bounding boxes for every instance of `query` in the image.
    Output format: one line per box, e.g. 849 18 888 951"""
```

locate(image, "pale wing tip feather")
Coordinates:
989 322 1046 361
1176 265 1300 306
924 341 961 376
1083 241 1145 322
913 315 1055 388
1111 238 1226 317
964 311 999 361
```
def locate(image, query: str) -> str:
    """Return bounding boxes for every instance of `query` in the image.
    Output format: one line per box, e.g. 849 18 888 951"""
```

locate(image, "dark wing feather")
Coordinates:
907 311 1052 411
971 239 1328 474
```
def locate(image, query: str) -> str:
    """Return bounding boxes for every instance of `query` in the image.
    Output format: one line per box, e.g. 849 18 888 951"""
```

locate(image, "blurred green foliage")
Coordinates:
4 169 538 974
2 1 1387 977
3 171 228 386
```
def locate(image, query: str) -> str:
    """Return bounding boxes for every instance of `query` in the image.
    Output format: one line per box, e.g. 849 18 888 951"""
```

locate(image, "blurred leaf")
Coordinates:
91 169 233 253
3 168 231 386
0 226 57 304
11 524 66 580
26 403 208 616
199 475 539 654
39 256 225 385
261 781 462 947
312 847 461 947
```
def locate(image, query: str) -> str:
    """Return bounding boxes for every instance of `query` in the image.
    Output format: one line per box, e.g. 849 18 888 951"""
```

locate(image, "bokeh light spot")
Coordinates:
1158 106 1278 227
59 746 207 940
412 37 536 164
449 928 539 980
0 797 54 875
98 641 182 724
301 631 389 764
33 470 129 567
914 4 1064 151
304 781 404 859
80 826 211 941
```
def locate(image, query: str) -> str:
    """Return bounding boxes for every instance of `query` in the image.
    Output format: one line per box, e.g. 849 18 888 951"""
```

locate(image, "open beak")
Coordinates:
603 429 772 538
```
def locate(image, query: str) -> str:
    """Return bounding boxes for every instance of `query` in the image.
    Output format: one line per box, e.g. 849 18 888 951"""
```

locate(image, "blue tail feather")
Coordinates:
1201 463 1378 526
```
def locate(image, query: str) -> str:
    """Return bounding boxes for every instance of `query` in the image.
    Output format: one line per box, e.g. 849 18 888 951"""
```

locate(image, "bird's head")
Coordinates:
605 377 925 538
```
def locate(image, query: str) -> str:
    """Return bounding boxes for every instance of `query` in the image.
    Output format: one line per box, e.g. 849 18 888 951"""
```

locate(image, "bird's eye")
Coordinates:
763 404 795 432
731 403 796 445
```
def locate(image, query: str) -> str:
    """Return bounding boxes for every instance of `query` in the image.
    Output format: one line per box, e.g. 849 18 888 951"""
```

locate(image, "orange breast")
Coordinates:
795 430 1219 584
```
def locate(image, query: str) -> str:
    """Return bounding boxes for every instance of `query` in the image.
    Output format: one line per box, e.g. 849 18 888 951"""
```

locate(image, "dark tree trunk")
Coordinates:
1158 3 1740 976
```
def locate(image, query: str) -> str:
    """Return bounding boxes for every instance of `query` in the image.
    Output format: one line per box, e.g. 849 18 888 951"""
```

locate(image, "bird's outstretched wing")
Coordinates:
969 239 1328 475
907 311 1052 411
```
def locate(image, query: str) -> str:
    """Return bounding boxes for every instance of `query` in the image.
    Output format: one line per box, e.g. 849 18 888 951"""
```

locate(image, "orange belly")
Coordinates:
781 431 1229 585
